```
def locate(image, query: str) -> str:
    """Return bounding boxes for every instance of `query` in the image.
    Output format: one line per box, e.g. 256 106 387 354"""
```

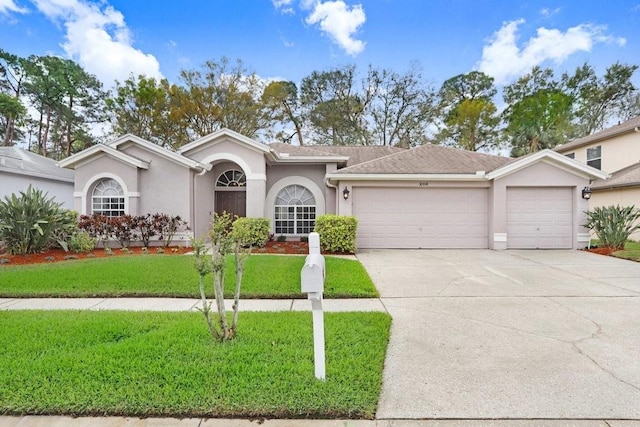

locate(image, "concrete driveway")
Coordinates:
356 249 640 420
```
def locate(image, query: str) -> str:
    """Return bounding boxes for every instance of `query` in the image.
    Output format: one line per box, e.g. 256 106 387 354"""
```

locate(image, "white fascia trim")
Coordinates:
111 134 208 171
0 167 74 183
58 145 149 170
270 154 350 163
486 149 609 181
326 173 488 182
178 129 270 154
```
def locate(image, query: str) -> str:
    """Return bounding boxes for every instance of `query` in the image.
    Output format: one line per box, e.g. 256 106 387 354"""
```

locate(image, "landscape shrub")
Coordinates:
77 212 188 248
68 230 98 253
232 217 270 247
314 214 358 253
584 205 640 250
0 185 77 254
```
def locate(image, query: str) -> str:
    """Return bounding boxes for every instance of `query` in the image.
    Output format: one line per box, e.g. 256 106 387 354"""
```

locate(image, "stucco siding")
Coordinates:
184 138 266 178
559 132 640 174
491 161 590 249
266 164 326 203
1 172 74 208
73 155 139 215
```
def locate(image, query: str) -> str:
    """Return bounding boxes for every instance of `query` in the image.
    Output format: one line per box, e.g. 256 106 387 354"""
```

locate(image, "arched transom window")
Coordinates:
92 178 125 217
216 170 246 187
274 184 316 234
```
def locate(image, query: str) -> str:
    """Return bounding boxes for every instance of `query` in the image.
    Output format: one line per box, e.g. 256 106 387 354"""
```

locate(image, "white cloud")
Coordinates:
0 0 28 14
540 7 561 18
305 1 366 56
32 0 162 87
477 19 625 84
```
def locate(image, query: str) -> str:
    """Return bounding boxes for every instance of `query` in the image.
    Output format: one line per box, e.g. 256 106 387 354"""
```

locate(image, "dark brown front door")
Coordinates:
215 191 246 218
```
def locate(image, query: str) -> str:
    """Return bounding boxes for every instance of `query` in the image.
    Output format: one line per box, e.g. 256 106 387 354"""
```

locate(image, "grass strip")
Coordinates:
612 241 640 262
0 310 390 419
0 255 378 298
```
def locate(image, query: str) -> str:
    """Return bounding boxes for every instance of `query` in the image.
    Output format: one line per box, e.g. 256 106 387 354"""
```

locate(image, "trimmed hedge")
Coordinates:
233 217 270 248
314 214 358 253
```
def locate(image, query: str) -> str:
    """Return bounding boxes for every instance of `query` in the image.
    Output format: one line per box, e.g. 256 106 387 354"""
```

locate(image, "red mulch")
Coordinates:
584 247 617 256
0 241 317 266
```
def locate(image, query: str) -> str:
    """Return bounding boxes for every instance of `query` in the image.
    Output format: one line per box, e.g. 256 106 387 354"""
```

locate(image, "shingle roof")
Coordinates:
0 147 73 182
556 116 640 152
591 161 640 190
268 142 340 157
307 145 406 166
333 143 513 175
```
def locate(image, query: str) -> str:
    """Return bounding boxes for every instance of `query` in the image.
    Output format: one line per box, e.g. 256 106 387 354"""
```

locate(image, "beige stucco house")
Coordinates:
556 116 640 240
59 128 606 250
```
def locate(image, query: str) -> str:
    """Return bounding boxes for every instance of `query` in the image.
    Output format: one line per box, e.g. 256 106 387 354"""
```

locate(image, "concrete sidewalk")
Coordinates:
0 297 386 312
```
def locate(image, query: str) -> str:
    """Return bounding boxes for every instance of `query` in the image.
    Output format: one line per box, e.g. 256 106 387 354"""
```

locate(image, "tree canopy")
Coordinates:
1 48 638 159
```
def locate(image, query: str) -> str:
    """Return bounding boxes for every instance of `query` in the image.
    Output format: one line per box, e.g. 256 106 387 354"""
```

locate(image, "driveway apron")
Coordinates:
356 249 640 420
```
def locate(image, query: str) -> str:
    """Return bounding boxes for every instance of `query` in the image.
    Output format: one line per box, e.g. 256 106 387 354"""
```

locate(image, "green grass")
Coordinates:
612 240 640 262
0 255 378 298
0 310 391 418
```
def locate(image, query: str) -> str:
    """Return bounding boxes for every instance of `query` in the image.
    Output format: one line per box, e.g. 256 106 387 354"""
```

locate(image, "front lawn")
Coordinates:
0 255 378 298
0 310 391 418
611 240 640 262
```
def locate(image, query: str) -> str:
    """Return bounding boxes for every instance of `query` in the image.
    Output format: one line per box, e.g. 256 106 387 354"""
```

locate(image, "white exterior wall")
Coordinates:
490 161 591 250
0 172 74 209
591 188 640 241
560 131 640 174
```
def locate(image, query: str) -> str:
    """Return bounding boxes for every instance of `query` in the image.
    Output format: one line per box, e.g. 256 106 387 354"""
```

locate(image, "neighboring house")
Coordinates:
58 128 606 250
556 116 640 240
0 147 74 208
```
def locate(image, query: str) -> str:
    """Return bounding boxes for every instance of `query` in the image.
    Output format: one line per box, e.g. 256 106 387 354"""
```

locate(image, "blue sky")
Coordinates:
1 0 639 90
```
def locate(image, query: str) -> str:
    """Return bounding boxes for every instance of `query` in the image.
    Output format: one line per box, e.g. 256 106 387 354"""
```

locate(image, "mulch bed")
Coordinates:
0 241 319 266
584 246 617 256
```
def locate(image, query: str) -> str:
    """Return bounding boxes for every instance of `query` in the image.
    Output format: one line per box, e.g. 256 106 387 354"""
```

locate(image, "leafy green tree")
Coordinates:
562 62 638 136
0 50 32 146
178 57 273 139
436 71 499 151
367 64 436 147
300 65 371 145
107 75 189 149
502 67 574 156
261 80 305 145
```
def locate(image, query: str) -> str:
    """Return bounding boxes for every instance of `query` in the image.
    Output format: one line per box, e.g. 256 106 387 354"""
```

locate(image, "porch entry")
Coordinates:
214 169 246 218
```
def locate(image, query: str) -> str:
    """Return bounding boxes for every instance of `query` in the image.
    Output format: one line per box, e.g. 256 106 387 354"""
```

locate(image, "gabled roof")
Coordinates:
591 161 640 190
0 147 74 182
331 143 513 176
308 145 406 166
178 128 270 155
267 142 349 163
58 144 150 170
109 134 208 170
486 149 609 181
556 116 640 152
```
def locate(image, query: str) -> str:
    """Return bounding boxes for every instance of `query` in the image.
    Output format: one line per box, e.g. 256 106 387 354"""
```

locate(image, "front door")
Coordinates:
215 191 246 218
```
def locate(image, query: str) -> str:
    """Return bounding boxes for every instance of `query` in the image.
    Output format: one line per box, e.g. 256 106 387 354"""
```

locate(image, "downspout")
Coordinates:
325 177 339 215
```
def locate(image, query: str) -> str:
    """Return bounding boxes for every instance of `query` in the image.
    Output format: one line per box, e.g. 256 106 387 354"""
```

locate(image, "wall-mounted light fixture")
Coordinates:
342 187 350 200
582 187 592 200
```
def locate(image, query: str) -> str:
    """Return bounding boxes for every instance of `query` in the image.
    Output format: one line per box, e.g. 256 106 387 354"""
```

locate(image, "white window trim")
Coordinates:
82 173 130 215
586 145 601 169
265 176 325 235
216 169 247 190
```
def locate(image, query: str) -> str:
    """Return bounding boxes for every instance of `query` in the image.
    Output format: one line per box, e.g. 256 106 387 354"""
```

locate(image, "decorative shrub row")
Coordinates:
232 217 271 248
314 214 358 254
78 213 188 249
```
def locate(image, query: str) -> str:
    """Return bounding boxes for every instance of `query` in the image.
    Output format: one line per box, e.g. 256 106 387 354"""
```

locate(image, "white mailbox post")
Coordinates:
301 232 326 380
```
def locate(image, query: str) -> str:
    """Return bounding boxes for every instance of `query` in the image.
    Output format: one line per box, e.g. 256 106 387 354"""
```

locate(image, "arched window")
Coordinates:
216 170 246 187
92 178 125 217
274 184 316 234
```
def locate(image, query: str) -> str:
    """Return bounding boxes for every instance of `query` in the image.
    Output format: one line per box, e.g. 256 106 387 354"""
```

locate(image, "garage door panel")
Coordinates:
354 187 488 249
507 187 573 249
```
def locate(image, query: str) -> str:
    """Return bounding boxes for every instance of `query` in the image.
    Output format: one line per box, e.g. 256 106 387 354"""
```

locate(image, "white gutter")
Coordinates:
326 173 488 182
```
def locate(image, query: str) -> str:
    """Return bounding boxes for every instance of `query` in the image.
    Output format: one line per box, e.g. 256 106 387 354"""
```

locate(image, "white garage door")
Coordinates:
507 187 573 249
353 187 488 249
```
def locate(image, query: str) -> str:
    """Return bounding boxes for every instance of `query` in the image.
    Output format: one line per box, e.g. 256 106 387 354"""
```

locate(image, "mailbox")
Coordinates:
301 253 325 293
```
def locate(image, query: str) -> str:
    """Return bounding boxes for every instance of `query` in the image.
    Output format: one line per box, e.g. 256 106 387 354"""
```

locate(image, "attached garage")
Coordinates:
353 187 488 249
506 187 574 249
